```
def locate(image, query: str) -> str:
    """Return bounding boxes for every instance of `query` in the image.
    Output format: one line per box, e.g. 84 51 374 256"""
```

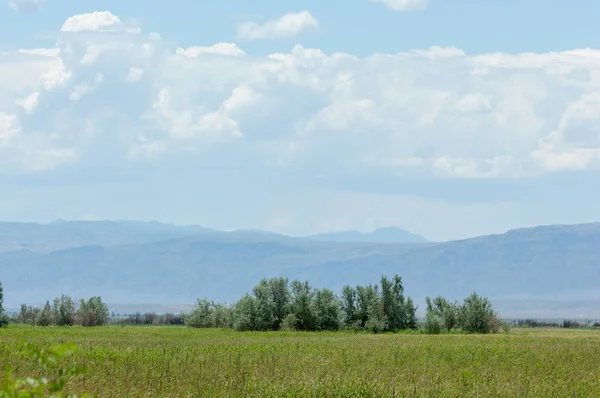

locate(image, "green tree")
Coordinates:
403 297 418 330
0 280 8 328
36 301 53 327
185 299 215 328
340 285 356 327
424 310 443 334
355 284 378 328
425 296 458 332
313 288 341 331
458 292 497 334
52 295 76 326
17 304 40 325
290 280 315 331
210 303 231 328
77 297 109 327
252 280 275 331
232 294 259 331
266 277 290 330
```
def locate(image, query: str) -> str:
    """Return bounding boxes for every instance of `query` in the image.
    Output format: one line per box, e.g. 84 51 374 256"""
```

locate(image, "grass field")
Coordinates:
1 326 599 397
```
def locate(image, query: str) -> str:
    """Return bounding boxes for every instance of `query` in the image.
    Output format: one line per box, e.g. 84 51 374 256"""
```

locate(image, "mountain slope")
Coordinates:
0 220 215 252
1 222 600 318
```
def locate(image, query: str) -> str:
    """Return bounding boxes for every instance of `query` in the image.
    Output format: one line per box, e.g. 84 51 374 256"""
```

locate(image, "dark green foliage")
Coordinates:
53 295 76 326
266 277 291 330
232 294 259 331
424 292 500 334
426 296 459 332
0 281 7 328
459 292 496 334
424 311 443 334
289 280 316 331
36 301 53 327
313 288 341 331
355 284 379 328
340 285 356 326
340 275 417 332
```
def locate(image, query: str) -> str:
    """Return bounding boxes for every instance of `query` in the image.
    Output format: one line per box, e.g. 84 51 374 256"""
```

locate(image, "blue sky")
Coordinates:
1 0 600 241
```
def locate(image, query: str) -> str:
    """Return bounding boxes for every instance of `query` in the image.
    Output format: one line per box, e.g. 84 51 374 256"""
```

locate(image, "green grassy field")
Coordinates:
1 326 599 397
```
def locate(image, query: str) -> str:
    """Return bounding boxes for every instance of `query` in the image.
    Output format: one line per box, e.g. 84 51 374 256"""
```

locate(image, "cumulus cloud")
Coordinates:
8 0 43 13
175 43 245 57
236 11 319 40
373 0 428 11
16 92 40 113
61 11 140 33
125 67 144 83
3 12 600 181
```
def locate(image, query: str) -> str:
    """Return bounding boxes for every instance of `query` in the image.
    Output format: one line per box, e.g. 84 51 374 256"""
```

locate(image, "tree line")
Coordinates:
184 275 503 334
0 276 505 334
1 287 110 327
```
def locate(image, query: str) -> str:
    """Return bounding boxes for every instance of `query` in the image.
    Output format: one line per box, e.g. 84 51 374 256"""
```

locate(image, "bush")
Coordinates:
0 343 92 397
365 317 385 334
53 295 76 326
459 292 497 334
0 313 8 328
77 297 109 327
0 281 7 328
185 299 231 328
36 301 53 327
279 313 296 331
424 312 443 334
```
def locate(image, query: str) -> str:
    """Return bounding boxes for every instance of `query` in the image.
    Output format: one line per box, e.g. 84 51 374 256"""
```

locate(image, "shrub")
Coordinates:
0 281 7 328
424 312 443 334
0 343 93 397
459 292 497 334
280 313 297 331
77 297 109 327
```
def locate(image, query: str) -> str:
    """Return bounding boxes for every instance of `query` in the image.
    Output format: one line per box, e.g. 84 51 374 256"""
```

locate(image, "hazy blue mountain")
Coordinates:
305 227 429 243
0 220 215 252
1 221 599 317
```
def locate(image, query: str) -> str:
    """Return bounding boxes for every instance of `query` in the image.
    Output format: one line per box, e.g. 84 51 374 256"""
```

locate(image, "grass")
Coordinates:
1 326 599 397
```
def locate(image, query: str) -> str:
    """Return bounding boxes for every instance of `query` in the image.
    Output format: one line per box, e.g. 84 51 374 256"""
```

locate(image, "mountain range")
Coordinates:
0 220 599 318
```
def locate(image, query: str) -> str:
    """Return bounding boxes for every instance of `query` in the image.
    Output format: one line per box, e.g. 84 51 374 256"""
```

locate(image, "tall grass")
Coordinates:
1 326 599 397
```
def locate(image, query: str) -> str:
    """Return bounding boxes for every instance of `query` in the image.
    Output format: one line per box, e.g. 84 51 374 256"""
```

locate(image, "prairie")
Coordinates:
1 326 599 397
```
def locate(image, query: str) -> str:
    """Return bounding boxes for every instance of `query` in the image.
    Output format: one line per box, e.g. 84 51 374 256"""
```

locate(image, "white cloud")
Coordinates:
8 0 42 13
175 43 245 57
16 92 40 113
61 11 140 33
4 10 600 181
126 67 144 83
373 0 428 11
237 11 319 40
69 73 104 101
0 112 19 142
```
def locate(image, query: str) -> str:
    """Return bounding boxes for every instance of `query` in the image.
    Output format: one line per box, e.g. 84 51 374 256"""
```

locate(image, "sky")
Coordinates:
1 0 600 242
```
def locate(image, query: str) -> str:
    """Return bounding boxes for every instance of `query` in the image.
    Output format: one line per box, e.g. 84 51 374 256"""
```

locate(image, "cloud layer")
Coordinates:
2 10 600 182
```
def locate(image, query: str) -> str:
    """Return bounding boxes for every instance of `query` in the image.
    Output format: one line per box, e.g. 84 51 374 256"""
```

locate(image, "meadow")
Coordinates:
1 326 599 397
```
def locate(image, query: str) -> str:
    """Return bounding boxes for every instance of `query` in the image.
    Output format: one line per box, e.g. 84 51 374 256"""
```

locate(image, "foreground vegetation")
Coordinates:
1 326 600 397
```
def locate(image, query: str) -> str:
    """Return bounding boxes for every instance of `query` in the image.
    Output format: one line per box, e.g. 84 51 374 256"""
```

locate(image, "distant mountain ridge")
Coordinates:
0 220 426 252
1 220 599 318
304 226 429 243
